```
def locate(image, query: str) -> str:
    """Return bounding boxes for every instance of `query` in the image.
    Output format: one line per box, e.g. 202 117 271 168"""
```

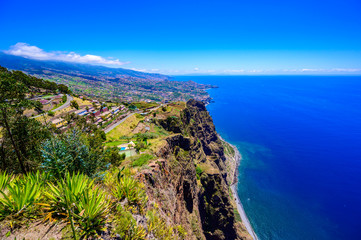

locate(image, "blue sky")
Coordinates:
1 0 360 75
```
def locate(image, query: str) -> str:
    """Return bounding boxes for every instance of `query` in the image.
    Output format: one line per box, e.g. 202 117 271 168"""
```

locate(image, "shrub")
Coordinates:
111 176 148 213
104 146 123 166
113 205 146 240
48 111 55 116
147 208 175 239
41 129 107 179
195 165 203 179
177 225 187 239
135 141 147 152
70 100 79 109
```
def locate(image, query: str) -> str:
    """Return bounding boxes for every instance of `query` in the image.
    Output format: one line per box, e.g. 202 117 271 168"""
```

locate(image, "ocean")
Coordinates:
175 76 361 240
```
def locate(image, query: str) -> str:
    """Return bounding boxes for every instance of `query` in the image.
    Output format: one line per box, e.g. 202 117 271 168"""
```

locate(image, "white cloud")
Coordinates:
300 68 361 73
4 42 129 66
130 67 147 72
224 69 245 73
330 68 361 72
193 67 199 71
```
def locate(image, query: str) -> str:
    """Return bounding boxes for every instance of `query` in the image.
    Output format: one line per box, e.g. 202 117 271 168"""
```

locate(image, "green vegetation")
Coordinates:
0 66 197 239
222 140 235 156
0 167 185 239
133 101 159 110
196 165 204 179
70 100 79 109
0 173 42 220
41 129 107 179
131 154 154 167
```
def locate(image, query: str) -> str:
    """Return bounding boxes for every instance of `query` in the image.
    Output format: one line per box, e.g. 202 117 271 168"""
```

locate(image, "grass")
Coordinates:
72 97 92 106
106 114 143 139
195 165 204 179
42 95 55 99
131 154 154 167
133 102 159 110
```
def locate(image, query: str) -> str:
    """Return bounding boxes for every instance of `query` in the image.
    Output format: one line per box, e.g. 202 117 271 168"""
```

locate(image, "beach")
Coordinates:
228 140 259 240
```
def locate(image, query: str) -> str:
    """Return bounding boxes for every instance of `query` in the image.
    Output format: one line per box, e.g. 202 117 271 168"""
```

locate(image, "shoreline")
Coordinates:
220 135 259 240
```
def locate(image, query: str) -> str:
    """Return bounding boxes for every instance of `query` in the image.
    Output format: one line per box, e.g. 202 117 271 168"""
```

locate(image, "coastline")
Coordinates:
220 135 259 240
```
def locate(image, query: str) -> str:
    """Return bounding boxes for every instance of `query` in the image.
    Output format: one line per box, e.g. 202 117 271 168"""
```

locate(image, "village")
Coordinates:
26 90 165 158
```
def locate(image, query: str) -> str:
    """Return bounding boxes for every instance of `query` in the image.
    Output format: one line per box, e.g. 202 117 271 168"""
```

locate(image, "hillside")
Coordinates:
0 98 251 240
0 53 213 103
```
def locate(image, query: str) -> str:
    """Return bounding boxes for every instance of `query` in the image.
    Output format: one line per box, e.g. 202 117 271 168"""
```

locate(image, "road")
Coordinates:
52 94 73 112
31 94 73 119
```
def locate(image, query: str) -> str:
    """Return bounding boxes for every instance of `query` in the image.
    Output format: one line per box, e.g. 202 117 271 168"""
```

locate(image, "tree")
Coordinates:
0 68 50 173
70 100 79 109
58 84 70 94
41 129 107 179
62 95 67 103
104 147 124 166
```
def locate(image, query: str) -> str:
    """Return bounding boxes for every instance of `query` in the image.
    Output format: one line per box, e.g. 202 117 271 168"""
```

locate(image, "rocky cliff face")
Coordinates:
139 100 251 240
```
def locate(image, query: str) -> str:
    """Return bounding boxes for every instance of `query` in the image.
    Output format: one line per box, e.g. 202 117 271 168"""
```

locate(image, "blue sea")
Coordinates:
175 76 361 240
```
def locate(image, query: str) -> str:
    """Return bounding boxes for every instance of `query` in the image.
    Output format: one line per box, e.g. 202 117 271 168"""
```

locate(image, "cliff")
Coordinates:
139 100 252 240
0 100 252 240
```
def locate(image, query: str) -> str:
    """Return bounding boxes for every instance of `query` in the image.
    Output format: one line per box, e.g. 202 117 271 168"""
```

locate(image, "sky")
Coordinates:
1 0 361 75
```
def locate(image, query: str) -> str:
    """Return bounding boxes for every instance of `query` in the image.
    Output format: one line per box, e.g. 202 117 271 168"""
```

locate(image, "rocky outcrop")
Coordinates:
140 100 251 240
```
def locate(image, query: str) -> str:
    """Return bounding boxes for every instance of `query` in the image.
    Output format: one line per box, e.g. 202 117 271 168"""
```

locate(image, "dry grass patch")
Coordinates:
106 114 143 139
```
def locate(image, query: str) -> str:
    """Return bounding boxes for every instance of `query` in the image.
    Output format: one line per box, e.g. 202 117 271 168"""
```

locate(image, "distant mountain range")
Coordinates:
0 52 168 81
0 53 213 103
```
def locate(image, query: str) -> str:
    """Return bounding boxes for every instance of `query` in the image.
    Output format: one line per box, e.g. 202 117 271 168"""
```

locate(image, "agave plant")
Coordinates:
74 186 109 238
0 175 42 219
43 172 109 239
43 172 94 221
0 171 12 191
17 171 49 190
111 176 148 212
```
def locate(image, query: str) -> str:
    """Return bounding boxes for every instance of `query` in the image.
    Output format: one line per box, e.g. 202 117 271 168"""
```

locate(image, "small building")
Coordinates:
117 141 136 151
51 118 68 129
112 108 120 114
100 107 108 113
92 110 101 117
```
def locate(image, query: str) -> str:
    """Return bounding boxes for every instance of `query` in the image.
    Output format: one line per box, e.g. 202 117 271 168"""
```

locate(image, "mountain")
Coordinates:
0 53 213 103
0 52 168 81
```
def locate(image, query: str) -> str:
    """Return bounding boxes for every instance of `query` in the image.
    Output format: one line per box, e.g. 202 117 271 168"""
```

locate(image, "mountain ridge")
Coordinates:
0 52 169 80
